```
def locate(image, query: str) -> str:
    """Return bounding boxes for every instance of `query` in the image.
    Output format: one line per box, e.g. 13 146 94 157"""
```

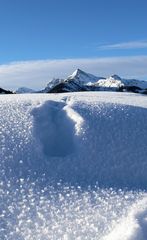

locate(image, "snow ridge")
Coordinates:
63 97 84 135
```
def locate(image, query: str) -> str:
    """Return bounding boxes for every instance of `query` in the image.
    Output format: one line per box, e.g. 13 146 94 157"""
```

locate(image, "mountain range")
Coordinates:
41 69 147 94
1 69 147 94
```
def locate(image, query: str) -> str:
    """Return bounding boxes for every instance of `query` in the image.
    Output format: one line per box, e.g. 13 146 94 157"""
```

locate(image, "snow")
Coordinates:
103 196 147 240
96 78 124 89
63 96 84 135
97 74 123 89
0 92 147 239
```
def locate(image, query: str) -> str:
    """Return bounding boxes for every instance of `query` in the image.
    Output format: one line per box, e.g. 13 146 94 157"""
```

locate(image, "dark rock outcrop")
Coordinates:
0 87 13 94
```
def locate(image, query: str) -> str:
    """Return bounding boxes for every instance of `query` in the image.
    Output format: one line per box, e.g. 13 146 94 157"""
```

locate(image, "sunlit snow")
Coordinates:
0 92 147 240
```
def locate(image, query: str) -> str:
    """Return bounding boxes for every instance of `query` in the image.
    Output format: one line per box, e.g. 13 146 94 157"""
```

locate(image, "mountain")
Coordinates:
48 69 104 93
41 69 102 93
67 69 102 84
15 87 36 93
0 87 13 94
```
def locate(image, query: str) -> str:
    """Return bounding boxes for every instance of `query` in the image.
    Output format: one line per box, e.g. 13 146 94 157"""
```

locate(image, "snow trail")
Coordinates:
32 100 75 157
31 97 84 158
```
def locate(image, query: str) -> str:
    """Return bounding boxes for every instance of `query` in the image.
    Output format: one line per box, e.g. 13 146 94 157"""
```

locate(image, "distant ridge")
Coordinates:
15 87 36 94
2 69 147 95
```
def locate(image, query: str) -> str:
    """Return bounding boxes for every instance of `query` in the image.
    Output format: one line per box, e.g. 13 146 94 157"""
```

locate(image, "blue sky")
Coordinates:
0 0 147 89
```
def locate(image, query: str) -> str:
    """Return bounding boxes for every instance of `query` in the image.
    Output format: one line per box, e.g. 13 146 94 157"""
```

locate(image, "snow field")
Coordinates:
0 92 147 239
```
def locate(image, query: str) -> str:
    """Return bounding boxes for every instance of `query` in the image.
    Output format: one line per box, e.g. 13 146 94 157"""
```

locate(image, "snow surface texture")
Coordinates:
0 92 147 240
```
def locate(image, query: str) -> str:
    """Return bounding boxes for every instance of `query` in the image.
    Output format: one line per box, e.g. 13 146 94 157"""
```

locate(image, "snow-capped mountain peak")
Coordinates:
68 68 83 79
67 69 101 85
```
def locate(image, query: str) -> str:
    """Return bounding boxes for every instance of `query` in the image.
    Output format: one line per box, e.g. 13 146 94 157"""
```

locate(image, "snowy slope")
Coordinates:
41 78 64 93
1 92 147 239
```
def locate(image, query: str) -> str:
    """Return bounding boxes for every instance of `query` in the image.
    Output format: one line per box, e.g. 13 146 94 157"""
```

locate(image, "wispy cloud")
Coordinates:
98 40 147 50
0 56 147 90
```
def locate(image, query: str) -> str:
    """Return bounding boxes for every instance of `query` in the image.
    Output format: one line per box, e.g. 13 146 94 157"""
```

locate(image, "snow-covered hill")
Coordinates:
1 92 147 239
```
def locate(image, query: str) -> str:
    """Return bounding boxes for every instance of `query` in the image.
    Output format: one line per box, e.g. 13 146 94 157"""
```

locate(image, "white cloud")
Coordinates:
98 40 147 50
0 56 147 90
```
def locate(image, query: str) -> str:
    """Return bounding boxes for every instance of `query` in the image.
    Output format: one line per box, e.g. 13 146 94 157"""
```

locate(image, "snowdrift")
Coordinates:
0 92 147 240
30 96 147 189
